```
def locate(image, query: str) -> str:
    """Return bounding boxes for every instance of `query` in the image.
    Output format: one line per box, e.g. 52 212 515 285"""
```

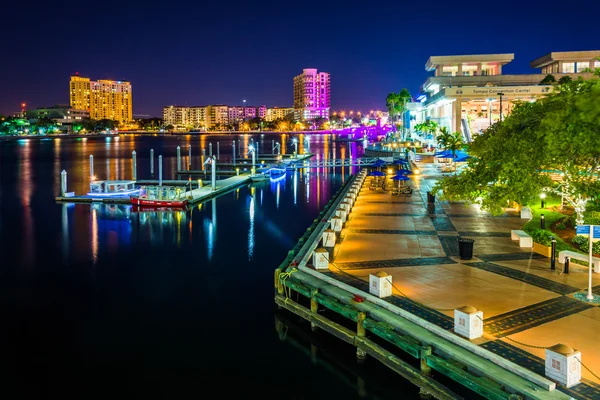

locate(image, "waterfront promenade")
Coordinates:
326 159 600 399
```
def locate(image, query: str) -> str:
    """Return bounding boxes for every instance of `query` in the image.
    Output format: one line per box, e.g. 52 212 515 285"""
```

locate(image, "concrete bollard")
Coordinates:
322 229 336 247
545 344 581 388
331 216 343 232
369 272 392 298
312 248 329 270
209 142 213 157
345 195 354 207
454 306 483 340
335 207 347 223
340 200 351 214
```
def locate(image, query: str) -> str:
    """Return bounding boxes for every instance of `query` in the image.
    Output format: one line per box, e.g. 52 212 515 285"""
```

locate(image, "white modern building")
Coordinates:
411 51 599 141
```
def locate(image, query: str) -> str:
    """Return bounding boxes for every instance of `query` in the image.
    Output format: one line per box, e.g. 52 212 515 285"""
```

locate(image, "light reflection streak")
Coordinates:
248 196 255 259
19 140 34 267
293 171 297 205
91 205 98 266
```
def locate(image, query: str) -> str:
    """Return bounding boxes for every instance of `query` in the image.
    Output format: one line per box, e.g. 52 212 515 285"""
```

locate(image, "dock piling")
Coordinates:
177 146 181 171
150 149 154 176
61 170 67 196
158 155 163 186
232 140 236 165
356 312 367 361
132 150 137 180
217 142 220 159
89 155 94 181
272 140 274 155
188 145 192 170
310 289 319 332
211 156 216 190
420 346 432 376
209 142 212 157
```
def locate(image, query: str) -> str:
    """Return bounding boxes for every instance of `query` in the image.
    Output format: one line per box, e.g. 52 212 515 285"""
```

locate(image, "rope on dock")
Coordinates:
279 268 298 302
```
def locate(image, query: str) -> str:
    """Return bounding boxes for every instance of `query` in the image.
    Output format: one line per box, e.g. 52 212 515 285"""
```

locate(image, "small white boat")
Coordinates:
249 173 270 182
87 180 140 197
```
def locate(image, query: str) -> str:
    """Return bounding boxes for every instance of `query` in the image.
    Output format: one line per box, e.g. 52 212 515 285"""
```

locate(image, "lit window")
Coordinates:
577 62 589 72
562 62 575 73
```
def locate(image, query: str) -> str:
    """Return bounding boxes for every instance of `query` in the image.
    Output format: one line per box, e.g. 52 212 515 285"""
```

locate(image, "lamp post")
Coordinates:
292 138 298 158
540 193 546 208
248 144 256 175
497 93 504 122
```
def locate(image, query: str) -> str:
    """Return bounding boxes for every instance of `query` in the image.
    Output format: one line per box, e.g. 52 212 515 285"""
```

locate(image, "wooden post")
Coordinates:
310 289 319 332
356 312 367 361
420 346 432 376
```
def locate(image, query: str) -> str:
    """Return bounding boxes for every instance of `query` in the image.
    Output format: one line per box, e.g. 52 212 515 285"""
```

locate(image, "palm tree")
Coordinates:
437 127 465 173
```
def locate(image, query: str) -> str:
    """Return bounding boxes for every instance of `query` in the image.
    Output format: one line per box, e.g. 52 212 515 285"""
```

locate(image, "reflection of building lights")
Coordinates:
248 197 255 259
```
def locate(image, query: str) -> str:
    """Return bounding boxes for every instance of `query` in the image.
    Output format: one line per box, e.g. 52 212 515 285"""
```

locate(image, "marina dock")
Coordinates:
275 163 600 399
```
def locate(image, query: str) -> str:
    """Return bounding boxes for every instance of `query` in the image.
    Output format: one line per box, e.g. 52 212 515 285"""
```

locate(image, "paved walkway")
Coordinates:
324 159 600 400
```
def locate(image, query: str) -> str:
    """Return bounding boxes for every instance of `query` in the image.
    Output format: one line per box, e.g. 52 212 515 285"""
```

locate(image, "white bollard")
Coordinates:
520 206 532 219
545 345 582 388
345 195 354 207
335 207 347 223
322 229 336 247
177 146 181 171
340 200 351 213
369 272 392 298
454 306 484 340
209 142 213 157
232 140 236 165
312 248 329 270
331 216 343 232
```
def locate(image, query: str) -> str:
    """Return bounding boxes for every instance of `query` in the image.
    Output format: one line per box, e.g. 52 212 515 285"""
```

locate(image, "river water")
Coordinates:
0 133 422 399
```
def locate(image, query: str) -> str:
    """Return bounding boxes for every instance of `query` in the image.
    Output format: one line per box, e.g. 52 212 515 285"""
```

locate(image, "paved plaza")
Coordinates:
324 159 600 400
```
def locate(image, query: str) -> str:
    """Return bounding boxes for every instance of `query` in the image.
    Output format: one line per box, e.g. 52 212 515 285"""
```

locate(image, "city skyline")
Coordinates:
1 0 599 117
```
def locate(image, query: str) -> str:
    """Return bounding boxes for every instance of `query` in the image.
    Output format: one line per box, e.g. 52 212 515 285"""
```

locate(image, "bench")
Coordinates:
510 230 532 248
558 250 600 273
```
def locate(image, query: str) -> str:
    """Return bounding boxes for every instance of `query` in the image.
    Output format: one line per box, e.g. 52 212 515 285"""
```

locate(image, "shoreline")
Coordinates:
0 130 362 142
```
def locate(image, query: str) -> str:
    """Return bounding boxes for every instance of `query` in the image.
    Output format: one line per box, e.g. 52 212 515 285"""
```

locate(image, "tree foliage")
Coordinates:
432 75 600 217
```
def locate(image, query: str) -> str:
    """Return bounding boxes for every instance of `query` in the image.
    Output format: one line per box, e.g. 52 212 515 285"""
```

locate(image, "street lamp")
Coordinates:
497 93 504 122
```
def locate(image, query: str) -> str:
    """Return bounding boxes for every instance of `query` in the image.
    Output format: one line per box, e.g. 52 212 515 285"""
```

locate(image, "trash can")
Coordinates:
457 238 474 260
427 191 435 204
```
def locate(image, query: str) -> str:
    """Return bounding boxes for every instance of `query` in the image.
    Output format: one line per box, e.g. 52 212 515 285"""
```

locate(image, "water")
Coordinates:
0 134 422 399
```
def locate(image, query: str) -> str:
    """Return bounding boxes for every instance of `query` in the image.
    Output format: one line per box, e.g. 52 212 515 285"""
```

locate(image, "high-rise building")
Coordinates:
188 106 207 129
293 68 330 121
69 75 133 124
207 105 229 129
266 107 294 121
163 106 189 129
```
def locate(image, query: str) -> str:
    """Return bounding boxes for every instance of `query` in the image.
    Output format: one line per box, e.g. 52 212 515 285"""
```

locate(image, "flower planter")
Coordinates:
533 242 552 258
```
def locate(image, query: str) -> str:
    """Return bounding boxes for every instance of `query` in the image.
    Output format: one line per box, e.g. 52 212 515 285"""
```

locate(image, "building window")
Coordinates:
562 62 575 73
595 61 600 68
576 62 589 72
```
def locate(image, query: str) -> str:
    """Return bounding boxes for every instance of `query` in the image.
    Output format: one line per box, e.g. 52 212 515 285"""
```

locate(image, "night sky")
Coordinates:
2 0 599 117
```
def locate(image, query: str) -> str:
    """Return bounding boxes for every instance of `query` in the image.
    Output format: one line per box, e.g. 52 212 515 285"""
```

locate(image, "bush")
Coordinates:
529 229 555 246
572 235 600 254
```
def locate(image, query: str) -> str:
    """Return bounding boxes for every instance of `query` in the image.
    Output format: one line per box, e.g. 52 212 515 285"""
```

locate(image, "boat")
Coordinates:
131 204 188 212
269 167 287 176
130 196 188 207
87 180 141 197
249 173 270 182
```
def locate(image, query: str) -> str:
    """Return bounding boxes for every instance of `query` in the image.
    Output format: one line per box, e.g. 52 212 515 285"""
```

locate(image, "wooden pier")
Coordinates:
275 170 572 400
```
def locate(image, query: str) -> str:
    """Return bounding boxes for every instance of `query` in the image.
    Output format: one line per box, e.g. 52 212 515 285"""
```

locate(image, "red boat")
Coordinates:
130 196 188 207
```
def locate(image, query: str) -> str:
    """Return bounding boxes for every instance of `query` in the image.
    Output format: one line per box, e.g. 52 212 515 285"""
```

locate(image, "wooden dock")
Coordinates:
55 174 252 205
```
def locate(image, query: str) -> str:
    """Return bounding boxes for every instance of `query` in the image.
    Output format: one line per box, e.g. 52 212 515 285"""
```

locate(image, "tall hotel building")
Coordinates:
293 68 330 121
69 75 133 124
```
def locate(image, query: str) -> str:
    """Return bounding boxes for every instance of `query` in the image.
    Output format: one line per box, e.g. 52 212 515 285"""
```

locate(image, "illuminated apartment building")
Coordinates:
69 74 133 124
293 68 330 121
206 105 229 129
163 106 189 129
266 107 294 121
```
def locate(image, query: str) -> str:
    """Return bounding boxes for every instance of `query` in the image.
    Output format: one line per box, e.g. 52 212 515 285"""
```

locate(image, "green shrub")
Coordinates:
529 229 555 246
572 235 600 254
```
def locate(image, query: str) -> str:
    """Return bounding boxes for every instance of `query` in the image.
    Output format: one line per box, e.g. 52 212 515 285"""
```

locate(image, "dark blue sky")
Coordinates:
2 0 599 117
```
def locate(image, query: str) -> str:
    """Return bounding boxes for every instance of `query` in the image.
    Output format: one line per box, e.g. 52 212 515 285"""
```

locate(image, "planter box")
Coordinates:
533 242 552 258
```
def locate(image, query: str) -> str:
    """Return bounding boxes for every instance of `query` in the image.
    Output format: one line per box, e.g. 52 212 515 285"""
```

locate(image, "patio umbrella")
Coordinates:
454 155 472 163
368 170 386 176
391 174 410 181
396 169 413 175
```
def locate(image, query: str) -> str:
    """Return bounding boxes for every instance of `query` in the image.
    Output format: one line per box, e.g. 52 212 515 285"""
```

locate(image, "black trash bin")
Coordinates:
427 191 435 204
457 238 474 260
